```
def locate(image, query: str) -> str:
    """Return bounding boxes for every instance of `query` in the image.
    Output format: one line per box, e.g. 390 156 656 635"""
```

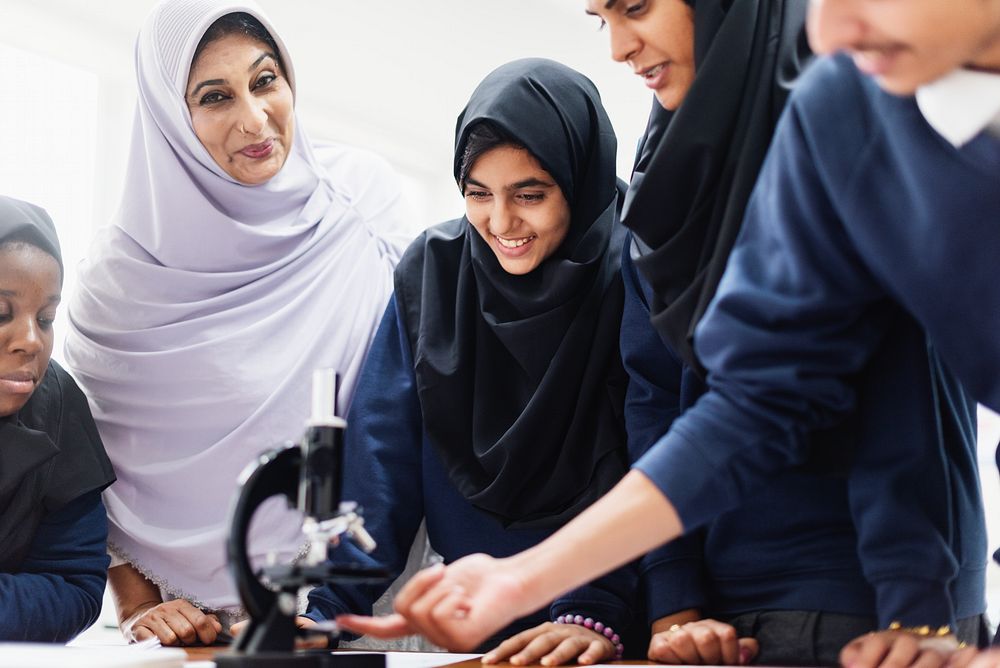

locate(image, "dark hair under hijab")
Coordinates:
458 123 525 189
0 196 115 572
193 11 285 72
624 0 812 376
393 58 629 529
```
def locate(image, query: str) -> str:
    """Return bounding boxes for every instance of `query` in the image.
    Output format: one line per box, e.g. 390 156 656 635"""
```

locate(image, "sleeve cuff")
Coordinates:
550 585 633 632
872 577 955 629
642 556 707 623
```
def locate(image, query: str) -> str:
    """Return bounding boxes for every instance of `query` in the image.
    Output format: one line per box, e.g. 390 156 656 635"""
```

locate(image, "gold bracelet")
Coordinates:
887 622 953 637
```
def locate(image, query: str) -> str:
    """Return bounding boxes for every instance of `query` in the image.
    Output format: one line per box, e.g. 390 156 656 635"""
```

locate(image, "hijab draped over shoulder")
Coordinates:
0 196 115 572
64 0 410 610
394 59 629 530
624 0 811 375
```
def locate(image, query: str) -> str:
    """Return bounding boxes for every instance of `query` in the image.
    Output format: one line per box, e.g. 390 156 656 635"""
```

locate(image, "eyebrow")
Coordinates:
464 177 556 191
249 52 275 72
190 78 226 97
189 52 277 97
0 289 60 303
584 0 618 13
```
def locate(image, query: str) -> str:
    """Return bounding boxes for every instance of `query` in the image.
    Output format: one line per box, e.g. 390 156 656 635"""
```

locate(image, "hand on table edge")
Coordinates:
840 628 963 668
481 621 616 666
648 613 757 665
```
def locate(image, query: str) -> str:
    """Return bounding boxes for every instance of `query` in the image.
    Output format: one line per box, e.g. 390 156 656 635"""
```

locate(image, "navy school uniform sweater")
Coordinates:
633 53 993 629
0 491 110 641
306 295 637 647
622 238 984 627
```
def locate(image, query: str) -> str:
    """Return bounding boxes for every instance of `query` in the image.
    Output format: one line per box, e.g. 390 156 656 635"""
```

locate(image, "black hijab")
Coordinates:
624 0 811 375
0 196 115 571
394 59 628 530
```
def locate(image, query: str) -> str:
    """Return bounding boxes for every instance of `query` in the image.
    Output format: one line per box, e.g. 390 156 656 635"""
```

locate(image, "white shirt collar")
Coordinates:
916 68 1000 147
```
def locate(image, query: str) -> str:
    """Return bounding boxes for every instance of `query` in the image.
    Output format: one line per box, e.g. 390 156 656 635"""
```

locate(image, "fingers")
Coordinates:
966 649 1000 668
392 563 446 615
841 631 959 668
648 632 685 664
230 620 247 638
738 637 760 665
133 614 180 646
392 567 474 649
843 633 893 668
688 622 724 665
948 646 983 668
880 634 921 668
911 648 951 668
131 624 156 643
512 632 570 666
647 620 745 666
125 600 221 646
483 624 550 664
652 625 701 664
699 619 740 665
176 604 221 645
335 613 414 639
421 589 478 651
578 638 615 665
483 623 615 667
295 616 318 631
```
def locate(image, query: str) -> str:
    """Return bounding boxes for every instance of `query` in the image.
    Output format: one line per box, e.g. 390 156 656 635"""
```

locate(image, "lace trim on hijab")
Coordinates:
108 538 313 617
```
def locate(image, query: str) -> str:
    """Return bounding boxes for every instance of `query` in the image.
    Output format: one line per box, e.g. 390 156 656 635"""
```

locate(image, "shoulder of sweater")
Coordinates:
787 54 888 151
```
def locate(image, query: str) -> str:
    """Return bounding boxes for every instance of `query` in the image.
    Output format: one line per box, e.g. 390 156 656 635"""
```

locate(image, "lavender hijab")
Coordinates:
64 0 410 612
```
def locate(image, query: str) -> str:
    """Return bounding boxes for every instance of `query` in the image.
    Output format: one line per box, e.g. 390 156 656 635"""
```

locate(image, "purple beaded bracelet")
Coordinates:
554 614 624 660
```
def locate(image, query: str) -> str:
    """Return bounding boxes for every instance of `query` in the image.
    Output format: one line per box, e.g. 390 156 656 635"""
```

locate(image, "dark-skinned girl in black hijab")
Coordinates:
0 195 115 641
478 1 985 665
301 58 642 656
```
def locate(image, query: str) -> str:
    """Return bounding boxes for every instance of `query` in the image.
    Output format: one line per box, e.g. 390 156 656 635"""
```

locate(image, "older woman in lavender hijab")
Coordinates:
64 0 413 647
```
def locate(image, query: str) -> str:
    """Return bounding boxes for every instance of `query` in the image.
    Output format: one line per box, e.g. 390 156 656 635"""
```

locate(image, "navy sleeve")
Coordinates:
634 81 958 628
0 491 109 642
843 315 963 628
306 295 426 625
549 567 639 635
619 243 707 623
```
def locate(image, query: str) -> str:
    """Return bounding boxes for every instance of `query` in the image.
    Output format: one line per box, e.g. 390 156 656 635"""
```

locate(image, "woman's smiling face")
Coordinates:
585 0 696 110
463 145 572 276
186 32 294 185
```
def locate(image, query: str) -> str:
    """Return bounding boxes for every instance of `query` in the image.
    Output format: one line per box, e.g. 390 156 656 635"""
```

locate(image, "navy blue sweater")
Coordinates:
307 296 636 644
622 237 984 627
0 491 110 641
633 54 994 630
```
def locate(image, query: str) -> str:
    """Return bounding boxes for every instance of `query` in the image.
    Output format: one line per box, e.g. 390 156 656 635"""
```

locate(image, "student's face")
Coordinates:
585 0 696 110
464 146 572 276
808 0 1000 94
0 244 59 418
186 33 294 185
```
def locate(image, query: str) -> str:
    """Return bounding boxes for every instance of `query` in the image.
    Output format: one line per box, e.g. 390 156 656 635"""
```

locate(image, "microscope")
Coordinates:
216 370 389 668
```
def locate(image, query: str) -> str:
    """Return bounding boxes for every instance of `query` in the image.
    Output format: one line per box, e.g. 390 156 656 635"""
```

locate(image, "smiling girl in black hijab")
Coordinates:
0 195 115 642
301 58 637 654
